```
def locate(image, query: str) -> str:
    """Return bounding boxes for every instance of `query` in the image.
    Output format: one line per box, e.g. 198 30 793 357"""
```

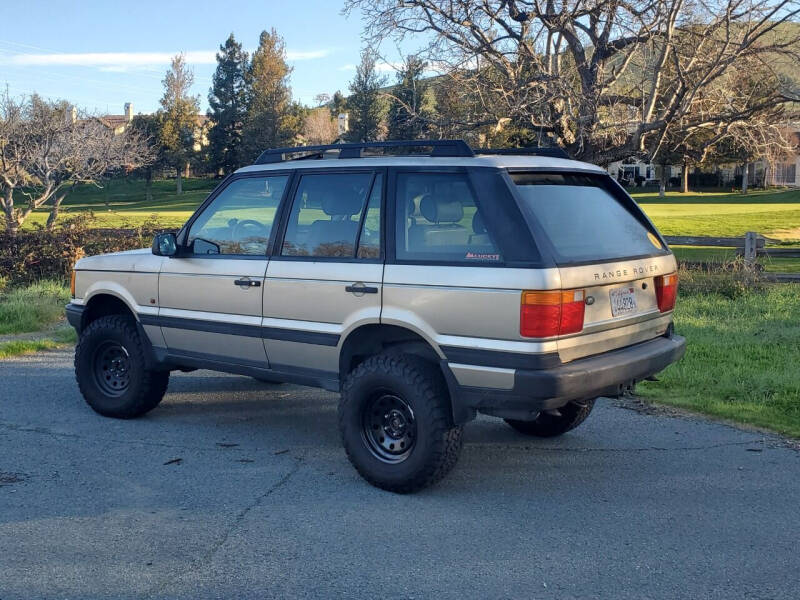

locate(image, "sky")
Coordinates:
0 0 411 117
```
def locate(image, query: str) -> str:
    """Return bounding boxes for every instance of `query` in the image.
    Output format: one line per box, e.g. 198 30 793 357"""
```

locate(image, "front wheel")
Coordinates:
338 354 463 493
505 398 596 437
75 315 169 419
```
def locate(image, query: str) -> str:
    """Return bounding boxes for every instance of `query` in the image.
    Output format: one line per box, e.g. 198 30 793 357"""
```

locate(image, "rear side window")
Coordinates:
511 172 667 263
395 172 502 262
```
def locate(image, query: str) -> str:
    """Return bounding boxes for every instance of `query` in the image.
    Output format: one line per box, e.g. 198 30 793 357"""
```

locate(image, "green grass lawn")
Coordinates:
19 179 800 242
0 280 71 334
639 282 800 437
634 188 800 241
22 178 217 228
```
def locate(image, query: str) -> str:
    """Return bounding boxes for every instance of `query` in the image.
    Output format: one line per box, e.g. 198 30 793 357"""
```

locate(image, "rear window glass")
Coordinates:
395 172 502 262
511 173 666 263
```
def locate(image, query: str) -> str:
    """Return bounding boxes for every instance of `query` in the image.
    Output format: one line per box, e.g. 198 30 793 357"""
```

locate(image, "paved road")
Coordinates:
1 349 798 600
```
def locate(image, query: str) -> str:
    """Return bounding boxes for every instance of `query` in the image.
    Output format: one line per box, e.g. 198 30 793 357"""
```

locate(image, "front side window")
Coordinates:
395 172 502 263
187 175 288 255
281 172 378 258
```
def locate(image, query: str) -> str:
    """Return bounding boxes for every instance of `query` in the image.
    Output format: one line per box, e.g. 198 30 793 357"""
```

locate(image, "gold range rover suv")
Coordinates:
66 140 685 492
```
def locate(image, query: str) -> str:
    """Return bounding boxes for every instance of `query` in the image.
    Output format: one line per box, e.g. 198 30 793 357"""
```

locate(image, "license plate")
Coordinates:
609 286 638 317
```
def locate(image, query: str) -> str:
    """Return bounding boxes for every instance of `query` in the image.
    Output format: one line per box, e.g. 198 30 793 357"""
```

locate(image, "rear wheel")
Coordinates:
505 398 596 437
338 353 463 493
75 315 169 419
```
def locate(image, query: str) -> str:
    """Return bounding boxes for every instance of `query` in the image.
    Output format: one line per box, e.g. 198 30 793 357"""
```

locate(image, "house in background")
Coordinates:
94 103 211 153
606 121 800 189
98 102 135 135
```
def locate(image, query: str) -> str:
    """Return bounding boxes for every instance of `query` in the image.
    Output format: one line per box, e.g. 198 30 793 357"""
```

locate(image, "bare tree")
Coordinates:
346 0 800 164
302 107 338 145
0 92 153 234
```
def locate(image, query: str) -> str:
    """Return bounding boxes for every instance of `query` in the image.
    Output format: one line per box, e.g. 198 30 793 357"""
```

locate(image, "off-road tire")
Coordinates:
75 315 169 419
338 353 463 493
505 398 596 437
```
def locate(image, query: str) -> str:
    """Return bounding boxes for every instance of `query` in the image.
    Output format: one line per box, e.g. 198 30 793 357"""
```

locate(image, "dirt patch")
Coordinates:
765 227 800 243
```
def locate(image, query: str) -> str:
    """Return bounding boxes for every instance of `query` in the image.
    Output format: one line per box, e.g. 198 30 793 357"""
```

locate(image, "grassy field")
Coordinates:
639 280 800 437
0 328 76 359
22 178 217 229
19 179 800 241
0 280 71 335
635 188 800 241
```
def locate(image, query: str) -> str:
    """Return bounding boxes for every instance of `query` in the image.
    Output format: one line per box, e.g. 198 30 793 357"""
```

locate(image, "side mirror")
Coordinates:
152 233 178 257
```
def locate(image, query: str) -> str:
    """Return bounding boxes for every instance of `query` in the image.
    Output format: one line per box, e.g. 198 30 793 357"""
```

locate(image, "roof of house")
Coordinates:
98 115 130 129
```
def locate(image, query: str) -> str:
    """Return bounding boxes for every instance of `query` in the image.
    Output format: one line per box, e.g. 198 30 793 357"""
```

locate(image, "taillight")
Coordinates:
655 273 678 312
520 289 585 338
70 270 76 299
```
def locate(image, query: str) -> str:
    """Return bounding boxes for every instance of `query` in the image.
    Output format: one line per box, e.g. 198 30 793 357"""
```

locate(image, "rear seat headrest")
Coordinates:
420 195 464 224
321 192 363 217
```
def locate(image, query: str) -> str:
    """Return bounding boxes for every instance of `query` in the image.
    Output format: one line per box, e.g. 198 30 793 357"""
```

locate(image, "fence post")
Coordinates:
744 231 758 268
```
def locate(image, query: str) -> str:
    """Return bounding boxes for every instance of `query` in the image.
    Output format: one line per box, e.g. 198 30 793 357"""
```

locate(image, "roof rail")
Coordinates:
473 146 571 160
254 139 474 164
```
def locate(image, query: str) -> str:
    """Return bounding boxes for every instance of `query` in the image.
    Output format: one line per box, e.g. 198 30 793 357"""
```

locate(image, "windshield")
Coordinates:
511 172 667 263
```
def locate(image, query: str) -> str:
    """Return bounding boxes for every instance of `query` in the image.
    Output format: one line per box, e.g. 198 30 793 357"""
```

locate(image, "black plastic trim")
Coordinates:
65 303 85 334
161 349 340 391
441 345 561 370
139 314 340 346
449 334 686 417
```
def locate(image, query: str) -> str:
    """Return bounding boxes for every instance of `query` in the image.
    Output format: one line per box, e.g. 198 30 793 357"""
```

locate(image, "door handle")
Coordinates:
345 283 378 294
234 278 261 288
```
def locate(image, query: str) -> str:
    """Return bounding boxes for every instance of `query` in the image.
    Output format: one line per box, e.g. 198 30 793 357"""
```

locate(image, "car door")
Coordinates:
157 173 291 367
262 169 384 383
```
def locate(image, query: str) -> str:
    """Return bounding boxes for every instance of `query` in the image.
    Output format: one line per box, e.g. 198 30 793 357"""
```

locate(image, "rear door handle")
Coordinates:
234 278 261 288
345 283 378 294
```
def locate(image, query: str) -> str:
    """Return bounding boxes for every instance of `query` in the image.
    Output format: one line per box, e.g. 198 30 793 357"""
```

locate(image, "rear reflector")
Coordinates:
655 273 678 312
520 289 585 338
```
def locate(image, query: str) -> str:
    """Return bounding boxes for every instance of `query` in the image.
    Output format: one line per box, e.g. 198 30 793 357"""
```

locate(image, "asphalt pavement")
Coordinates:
1 348 798 600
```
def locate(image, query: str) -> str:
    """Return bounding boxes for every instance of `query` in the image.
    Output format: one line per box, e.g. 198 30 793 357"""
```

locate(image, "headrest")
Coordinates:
472 211 486 234
420 195 464 224
321 193 363 217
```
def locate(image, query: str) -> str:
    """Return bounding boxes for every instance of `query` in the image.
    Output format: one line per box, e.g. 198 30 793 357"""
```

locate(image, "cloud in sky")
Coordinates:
0 48 331 68
338 61 403 73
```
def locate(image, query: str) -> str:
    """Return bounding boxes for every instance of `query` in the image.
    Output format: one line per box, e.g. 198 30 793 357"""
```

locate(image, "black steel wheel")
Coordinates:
92 341 131 396
361 392 417 464
75 315 169 419
339 353 463 493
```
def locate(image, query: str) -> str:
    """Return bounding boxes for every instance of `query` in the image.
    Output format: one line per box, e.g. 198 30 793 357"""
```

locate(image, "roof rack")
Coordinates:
254 139 474 164
473 146 571 160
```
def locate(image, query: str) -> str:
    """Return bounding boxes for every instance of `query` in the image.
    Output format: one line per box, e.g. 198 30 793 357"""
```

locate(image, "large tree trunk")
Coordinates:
184 162 191 179
46 194 66 231
742 161 749 195
681 161 690 194
2 186 18 235
657 165 667 197
176 166 183 195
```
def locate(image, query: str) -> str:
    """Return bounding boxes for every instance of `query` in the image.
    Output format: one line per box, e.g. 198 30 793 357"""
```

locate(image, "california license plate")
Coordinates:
609 286 638 317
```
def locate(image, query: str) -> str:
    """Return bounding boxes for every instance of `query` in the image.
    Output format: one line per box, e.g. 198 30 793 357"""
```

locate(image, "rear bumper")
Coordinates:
446 334 686 422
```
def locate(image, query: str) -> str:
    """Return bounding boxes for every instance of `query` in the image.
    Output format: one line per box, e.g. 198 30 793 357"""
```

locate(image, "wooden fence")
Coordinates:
664 232 800 282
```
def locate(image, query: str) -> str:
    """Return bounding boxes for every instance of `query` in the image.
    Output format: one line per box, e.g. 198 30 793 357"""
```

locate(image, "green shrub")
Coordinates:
677 257 765 299
0 214 173 286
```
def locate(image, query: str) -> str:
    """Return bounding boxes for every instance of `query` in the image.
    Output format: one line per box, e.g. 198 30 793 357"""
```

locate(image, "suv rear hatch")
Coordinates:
510 171 678 362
